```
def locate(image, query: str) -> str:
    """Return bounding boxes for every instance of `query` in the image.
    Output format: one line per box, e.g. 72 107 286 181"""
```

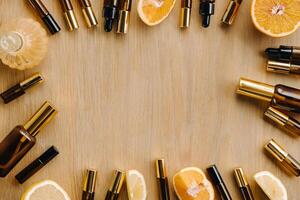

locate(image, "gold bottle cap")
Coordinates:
64 10 79 31
265 139 288 162
20 73 44 90
233 168 248 187
236 77 275 102
155 159 167 178
108 170 125 194
222 0 243 25
267 60 291 74
24 101 57 137
264 106 289 127
83 169 97 193
82 7 98 27
116 11 130 34
180 7 191 28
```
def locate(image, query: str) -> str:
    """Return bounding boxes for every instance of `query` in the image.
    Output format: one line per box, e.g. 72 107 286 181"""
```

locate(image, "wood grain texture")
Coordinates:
0 0 300 199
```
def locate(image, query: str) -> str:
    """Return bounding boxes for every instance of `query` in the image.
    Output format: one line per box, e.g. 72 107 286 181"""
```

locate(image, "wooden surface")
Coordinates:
1 0 300 199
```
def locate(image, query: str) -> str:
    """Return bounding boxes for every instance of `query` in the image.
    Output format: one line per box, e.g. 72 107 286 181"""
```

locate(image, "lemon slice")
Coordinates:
126 170 147 200
137 0 176 26
254 171 288 200
21 180 71 200
173 167 214 200
251 0 300 37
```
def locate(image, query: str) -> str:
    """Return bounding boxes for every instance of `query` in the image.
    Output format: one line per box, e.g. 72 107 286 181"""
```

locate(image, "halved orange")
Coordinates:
173 167 215 200
251 0 300 37
137 0 176 26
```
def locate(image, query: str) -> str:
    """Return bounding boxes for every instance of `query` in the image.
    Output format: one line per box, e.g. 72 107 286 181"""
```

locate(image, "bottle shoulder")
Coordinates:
12 125 36 141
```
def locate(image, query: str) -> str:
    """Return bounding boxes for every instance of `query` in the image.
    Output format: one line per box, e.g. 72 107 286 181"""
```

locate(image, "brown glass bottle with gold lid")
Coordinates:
237 78 300 113
0 101 57 177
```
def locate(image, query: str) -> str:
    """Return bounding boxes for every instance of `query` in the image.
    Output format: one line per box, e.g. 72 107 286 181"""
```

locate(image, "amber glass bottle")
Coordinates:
272 85 300 112
264 106 300 136
0 101 56 177
82 169 97 200
104 170 125 200
78 0 98 27
237 78 300 113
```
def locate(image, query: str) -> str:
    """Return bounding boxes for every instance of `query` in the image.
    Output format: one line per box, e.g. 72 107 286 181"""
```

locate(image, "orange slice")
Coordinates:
126 170 147 200
137 0 176 26
173 167 215 200
21 180 71 200
251 0 300 37
254 171 288 200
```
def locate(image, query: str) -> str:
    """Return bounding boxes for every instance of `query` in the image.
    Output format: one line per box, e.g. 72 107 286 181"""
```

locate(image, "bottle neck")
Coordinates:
23 102 57 137
0 32 24 54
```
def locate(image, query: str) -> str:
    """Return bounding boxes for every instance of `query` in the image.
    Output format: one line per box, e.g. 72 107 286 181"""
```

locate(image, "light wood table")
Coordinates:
1 0 300 199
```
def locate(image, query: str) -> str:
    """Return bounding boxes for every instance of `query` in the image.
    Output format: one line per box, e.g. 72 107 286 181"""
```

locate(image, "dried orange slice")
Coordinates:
137 0 176 26
173 167 215 200
251 0 300 37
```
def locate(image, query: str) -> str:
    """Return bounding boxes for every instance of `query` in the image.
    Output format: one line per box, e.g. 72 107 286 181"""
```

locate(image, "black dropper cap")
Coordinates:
200 0 215 28
15 146 59 184
265 46 293 61
103 5 118 32
104 18 113 32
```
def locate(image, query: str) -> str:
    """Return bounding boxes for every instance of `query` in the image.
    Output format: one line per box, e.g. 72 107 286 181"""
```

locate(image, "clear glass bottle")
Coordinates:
0 18 48 70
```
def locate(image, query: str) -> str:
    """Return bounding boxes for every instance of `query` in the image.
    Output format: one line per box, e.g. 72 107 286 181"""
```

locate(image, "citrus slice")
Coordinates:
173 167 215 200
137 0 176 26
254 171 288 200
21 180 71 200
251 0 300 37
126 170 147 200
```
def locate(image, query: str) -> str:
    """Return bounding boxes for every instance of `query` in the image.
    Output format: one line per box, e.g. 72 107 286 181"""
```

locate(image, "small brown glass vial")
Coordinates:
0 73 43 104
59 0 79 31
77 0 98 27
221 0 243 25
233 168 255 200
155 159 170 200
179 0 192 28
27 0 61 34
116 0 132 33
265 139 300 177
0 101 57 177
237 77 300 113
15 146 59 184
267 60 300 75
82 169 97 200
264 106 300 136
105 170 125 200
